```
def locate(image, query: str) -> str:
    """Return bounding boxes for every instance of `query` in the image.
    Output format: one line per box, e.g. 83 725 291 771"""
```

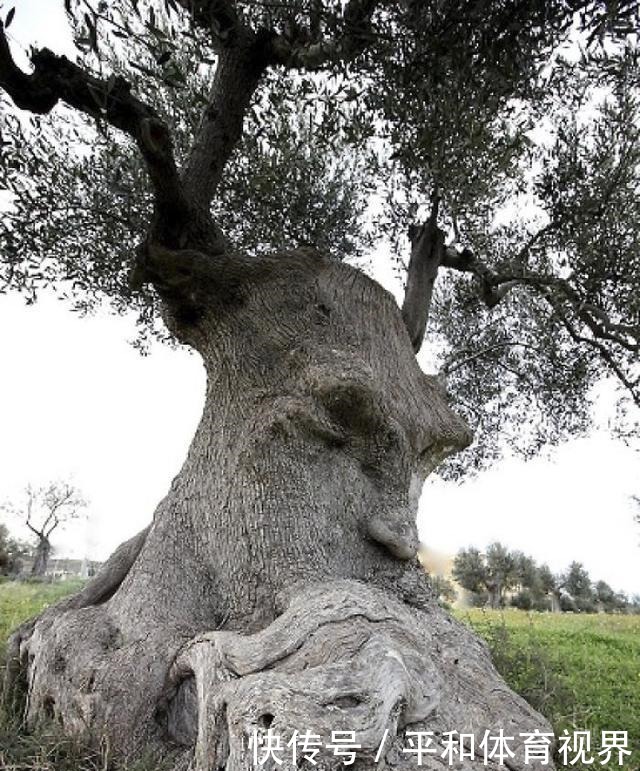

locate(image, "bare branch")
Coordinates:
7 482 88 545
25 521 42 538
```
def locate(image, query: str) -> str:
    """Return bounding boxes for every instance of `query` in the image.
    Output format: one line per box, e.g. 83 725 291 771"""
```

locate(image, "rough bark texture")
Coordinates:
5 251 555 769
30 537 51 577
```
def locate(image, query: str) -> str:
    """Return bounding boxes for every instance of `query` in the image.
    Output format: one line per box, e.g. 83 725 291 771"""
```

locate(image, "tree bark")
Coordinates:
30 536 51 577
5 250 555 769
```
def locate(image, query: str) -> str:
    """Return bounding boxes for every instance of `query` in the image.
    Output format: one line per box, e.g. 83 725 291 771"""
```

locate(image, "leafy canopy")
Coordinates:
0 0 638 469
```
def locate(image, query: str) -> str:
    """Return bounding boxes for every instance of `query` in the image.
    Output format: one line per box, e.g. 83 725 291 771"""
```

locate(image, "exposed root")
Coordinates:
161 580 555 771
2 526 149 709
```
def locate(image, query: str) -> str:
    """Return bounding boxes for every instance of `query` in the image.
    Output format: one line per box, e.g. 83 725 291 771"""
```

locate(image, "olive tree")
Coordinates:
1 1 639 769
2 482 87 576
452 542 518 609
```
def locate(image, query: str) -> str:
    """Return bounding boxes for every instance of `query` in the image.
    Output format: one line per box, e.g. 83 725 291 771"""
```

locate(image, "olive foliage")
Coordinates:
0 0 638 468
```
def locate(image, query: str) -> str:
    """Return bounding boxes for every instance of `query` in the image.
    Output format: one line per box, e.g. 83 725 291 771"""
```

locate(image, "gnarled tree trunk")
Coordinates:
5 249 555 769
30 536 51 577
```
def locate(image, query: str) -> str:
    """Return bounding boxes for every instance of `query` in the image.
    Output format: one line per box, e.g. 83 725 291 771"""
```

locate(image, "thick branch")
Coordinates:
401 200 445 353
44 518 61 539
25 521 43 539
442 246 640 352
181 40 269 209
0 22 189 234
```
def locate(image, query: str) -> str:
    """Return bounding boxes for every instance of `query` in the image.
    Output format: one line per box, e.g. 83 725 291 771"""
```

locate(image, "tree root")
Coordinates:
4 569 555 770
160 580 555 771
2 526 149 710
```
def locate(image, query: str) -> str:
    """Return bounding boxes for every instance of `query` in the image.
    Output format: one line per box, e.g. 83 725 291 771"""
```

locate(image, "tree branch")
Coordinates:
25 521 43 539
400 198 445 353
441 341 544 376
267 0 380 70
181 39 270 210
439 228 639 400
442 242 640 352
0 21 190 240
544 291 640 407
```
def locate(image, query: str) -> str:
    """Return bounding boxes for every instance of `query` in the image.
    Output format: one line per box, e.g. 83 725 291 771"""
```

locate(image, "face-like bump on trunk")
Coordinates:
204 256 473 571
365 471 425 559
11 250 560 766
367 511 419 559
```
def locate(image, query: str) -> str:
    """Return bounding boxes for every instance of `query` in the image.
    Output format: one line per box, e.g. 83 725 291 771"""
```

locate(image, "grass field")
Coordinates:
0 578 86 653
0 581 638 769
456 607 640 769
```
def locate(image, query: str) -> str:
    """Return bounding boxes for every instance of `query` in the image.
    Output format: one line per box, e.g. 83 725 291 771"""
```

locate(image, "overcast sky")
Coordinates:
0 1 638 595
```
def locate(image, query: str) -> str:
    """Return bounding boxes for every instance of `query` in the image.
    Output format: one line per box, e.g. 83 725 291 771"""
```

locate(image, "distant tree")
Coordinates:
563 561 592 598
452 547 486 596
562 562 596 613
484 542 518 609
452 542 518 608
512 551 540 592
509 553 557 611
594 580 616 610
594 580 629 613
2 483 87 577
537 564 558 595
510 589 534 611
0 523 11 574
537 563 562 612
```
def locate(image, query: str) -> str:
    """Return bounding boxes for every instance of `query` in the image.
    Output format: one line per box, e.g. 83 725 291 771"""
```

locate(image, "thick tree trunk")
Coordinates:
5 251 555 769
30 536 51 577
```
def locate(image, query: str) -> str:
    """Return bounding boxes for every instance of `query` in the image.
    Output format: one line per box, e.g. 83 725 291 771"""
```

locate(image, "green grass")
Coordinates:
1 582 638 769
0 578 86 654
455 607 640 769
0 579 175 770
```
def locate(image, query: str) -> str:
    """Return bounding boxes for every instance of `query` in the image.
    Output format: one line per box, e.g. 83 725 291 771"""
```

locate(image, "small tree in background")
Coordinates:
2 483 87 577
594 580 628 613
537 563 562 612
452 547 486 599
484 542 518 608
512 552 540 592
452 542 518 608
560 562 596 613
